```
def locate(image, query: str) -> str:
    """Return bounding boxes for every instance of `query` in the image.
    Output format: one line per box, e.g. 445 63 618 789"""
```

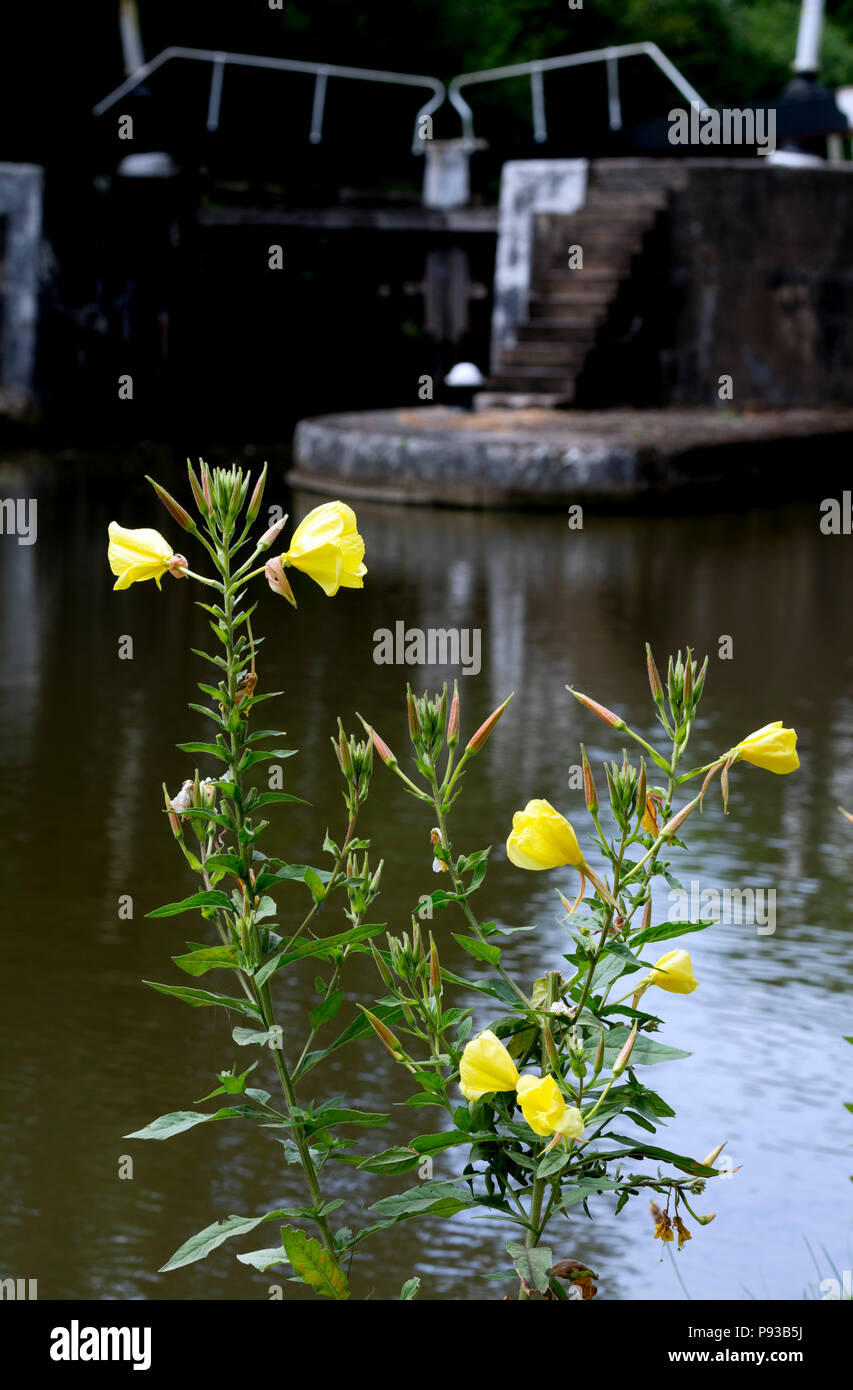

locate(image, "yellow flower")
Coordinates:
507 799 584 871
646 949 698 995
459 1029 519 1101
731 722 799 774
641 794 660 837
108 522 174 590
283 501 366 597
516 1074 585 1139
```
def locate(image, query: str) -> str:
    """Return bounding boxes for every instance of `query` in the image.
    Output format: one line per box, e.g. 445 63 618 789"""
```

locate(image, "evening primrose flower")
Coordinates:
458 1029 519 1101
729 722 799 774
507 798 618 911
107 522 177 590
507 799 583 871
282 501 366 597
645 948 698 995
516 1074 585 1140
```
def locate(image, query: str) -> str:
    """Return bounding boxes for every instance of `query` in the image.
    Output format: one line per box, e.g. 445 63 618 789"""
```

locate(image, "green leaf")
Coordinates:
506 1240 553 1295
309 989 345 1030
251 791 310 808
355 1147 421 1175
125 1106 259 1141
172 945 240 977
296 1001 405 1078
143 981 262 1019
202 853 247 877
536 1147 573 1179
304 867 327 904
147 891 233 918
555 1178 623 1211
452 934 501 967
400 1277 421 1300
280 1225 349 1300
236 1247 289 1272
601 1025 689 1067
369 1180 474 1222
176 741 228 761
233 1025 283 1047
239 748 297 771
160 1211 298 1272
255 923 384 989
634 919 710 947
604 1136 719 1176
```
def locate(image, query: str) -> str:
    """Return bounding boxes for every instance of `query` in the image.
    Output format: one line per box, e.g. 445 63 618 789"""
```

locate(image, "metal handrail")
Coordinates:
92 46 446 154
448 43 706 144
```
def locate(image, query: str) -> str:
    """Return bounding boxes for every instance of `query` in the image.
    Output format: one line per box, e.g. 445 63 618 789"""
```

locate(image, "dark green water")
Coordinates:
1 444 851 1301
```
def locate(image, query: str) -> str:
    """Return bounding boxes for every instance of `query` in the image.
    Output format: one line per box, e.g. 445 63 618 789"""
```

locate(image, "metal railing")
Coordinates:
92 47 446 154
448 43 706 144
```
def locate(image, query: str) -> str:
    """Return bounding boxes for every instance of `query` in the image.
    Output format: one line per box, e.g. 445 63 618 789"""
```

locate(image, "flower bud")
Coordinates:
366 725 397 769
611 1023 638 1077
466 692 513 754
592 1032 605 1079
257 515 288 552
147 477 195 532
447 681 460 750
264 556 296 606
429 933 441 997
568 687 626 730
580 744 598 816
246 462 268 524
646 643 664 704
369 941 393 989
167 554 188 579
359 1007 404 1058
659 793 701 841
200 461 213 511
700 1140 727 1169
187 459 210 517
406 684 421 746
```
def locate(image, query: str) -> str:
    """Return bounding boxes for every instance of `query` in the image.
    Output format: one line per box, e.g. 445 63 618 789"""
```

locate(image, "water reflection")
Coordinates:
0 447 851 1301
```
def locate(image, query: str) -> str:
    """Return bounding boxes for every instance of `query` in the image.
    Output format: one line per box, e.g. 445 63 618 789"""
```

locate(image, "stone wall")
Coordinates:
579 158 853 409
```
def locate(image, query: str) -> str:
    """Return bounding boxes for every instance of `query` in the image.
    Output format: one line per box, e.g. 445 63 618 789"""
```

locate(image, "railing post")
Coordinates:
606 53 622 131
310 71 329 144
530 70 547 144
206 53 226 132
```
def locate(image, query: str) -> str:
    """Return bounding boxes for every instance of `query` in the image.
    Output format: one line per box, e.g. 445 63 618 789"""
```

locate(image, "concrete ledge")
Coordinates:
290 405 853 509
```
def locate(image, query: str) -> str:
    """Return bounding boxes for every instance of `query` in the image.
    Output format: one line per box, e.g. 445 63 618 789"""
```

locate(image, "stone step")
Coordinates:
529 293 614 318
489 365 577 390
517 318 602 342
475 389 575 409
502 342 590 368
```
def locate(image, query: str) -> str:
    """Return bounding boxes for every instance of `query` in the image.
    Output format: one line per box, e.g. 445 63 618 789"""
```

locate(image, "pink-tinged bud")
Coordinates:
640 897 652 934
367 726 397 769
466 692 514 755
568 687 626 730
168 554 188 579
720 758 731 814
646 644 664 703
359 1007 403 1058
146 477 195 532
200 461 213 510
163 782 185 838
257 515 288 551
659 793 701 841
841 807 853 826
447 682 460 748
636 760 647 814
611 1023 638 1077
187 460 209 516
264 556 296 606
246 462 268 524
580 744 598 815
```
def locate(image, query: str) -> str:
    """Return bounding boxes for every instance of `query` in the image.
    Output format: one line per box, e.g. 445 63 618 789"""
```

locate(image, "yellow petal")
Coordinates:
459 1029 520 1101
507 799 584 871
284 501 366 597
647 949 698 995
108 522 174 590
516 1074 584 1139
733 722 799 774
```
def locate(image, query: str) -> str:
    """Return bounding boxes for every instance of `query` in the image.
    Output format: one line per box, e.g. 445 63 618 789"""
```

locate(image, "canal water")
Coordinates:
1 444 851 1301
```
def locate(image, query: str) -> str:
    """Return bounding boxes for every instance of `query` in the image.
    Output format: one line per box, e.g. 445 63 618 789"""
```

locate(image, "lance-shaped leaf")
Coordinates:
147 890 233 918
143 981 262 1018
280 1225 349 1300
160 1210 303 1272
506 1240 553 1295
125 1106 261 1141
